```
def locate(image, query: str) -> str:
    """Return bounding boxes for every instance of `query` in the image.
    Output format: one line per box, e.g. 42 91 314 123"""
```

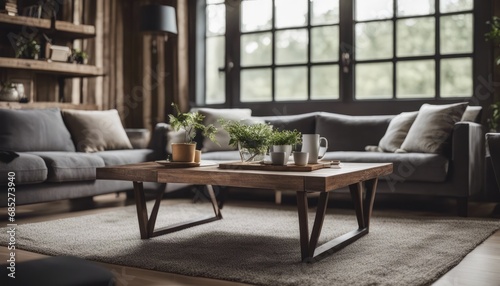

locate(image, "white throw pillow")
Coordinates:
378 111 418 152
400 103 468 154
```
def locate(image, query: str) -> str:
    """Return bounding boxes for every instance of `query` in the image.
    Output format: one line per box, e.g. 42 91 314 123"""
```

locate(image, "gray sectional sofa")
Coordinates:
194 106 483 216
0 108 168 206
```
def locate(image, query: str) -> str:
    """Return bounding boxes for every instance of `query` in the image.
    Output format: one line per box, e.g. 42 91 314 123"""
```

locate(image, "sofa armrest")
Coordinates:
125 128 151 149
147 123 169 160
451 122 484 197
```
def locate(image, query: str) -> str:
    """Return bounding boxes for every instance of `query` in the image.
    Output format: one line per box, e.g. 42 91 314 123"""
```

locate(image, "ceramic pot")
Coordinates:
171 143 196 162
0 87 19 102
271 145 292 160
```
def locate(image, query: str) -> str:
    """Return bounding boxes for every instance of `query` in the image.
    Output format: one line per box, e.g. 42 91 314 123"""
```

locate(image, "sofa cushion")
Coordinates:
193 108 252 152
400 103 468 154
322 151 449 182
62 109 133 153
316 112 394 151
0 108 75 152
461 106 482 123
28 152 104 182
257 112 317 134
378 111 418 152
0 153 48 184
94 149 157 166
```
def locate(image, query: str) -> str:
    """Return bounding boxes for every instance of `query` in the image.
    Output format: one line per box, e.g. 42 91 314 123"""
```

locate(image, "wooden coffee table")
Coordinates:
97 162 392 262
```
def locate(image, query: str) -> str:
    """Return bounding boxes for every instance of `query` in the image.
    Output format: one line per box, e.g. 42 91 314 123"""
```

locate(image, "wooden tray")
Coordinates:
218 161 340 172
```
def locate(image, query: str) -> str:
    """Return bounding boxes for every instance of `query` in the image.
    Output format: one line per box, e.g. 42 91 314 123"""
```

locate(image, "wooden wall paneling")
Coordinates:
156 35 166 126
93 0 104 109
142 33 153 130
35 74 58 102
177 0 189 113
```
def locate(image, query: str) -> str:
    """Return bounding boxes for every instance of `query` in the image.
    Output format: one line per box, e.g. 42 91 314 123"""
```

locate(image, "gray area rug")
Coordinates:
1 203 499 286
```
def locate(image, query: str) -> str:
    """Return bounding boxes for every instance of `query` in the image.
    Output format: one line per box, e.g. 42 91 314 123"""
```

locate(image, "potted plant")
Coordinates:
485 16 500 131
220 119 273 162
70 49 88 64
14 37 40 59
270 129 302 160
168 103 217 162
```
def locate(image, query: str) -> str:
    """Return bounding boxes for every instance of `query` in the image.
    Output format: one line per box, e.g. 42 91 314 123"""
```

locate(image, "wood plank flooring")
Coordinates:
1 193 499 286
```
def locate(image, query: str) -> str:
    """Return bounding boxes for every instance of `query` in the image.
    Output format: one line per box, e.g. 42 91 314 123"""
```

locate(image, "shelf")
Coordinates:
0 57 103 77
0 14 95 39
0 13 51 29
55 21 95 38
0 102 98 110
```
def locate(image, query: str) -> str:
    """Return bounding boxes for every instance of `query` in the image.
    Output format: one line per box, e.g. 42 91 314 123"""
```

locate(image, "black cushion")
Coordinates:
0 256 115 286
257 112 317 134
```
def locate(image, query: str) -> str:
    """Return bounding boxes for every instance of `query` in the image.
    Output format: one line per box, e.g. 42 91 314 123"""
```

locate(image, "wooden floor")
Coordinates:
1 193 499 286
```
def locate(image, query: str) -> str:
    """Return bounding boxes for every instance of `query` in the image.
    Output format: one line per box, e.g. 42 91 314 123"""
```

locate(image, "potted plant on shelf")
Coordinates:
14 37 40 60
70 49 88 64
485 16 500 131
220 119 273 162
270 129 302 160
168 103 217 162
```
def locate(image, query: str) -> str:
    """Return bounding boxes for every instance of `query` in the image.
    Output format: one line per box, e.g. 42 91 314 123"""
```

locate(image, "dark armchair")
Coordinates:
486 133 500 201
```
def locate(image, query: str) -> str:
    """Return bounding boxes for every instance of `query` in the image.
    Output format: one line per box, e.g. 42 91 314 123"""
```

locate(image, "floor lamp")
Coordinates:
140 4 177 124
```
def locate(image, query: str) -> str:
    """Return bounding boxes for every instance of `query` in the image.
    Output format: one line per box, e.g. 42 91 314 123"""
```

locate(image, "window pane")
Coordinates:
396 60 435 98
440 0 473 13
241 0 272 32
355 21 393 60
275 0 308 28
397 0 434 17
355 0 393 21
356 63 393 99
440 58 472 97
275 29 308 64
440 14 473 55
397 17 435 57
241 69 272 102
275 67 308 101
241 33 272 67
311 0 339 25
206 4 225 36
311 26 339 63
311 65 339 100
206 37 225 104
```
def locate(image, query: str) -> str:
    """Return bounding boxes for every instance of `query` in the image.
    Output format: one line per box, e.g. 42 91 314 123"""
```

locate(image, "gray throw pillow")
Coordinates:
193 108 252 152
0 108 75 152
378 111 418 152
400 103 468 154
62 109 133 152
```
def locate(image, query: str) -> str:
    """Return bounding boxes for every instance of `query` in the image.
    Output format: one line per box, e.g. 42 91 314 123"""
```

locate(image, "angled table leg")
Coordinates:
132 182 222 239
296 178 379 263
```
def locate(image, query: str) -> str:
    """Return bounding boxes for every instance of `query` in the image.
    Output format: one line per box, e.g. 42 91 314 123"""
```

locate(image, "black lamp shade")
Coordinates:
140 5 178 34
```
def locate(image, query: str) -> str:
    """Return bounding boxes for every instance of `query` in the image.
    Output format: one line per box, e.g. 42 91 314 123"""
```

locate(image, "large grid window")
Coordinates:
200 0 475 105
354 0 474 99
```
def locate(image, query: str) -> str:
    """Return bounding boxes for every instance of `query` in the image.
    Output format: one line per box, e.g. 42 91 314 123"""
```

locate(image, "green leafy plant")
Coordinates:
168 103 217 144
70 49 88 64
485 16 500 66
488 102 500 131
14 38 40 59
0 81 15 90
270 129 302 146
219 119 273 161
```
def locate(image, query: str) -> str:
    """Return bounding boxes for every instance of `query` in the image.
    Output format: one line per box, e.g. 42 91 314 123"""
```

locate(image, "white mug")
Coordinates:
301 134 328 164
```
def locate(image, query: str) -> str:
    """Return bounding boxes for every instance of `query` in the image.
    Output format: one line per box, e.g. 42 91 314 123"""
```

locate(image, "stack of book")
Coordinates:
1 0 18 16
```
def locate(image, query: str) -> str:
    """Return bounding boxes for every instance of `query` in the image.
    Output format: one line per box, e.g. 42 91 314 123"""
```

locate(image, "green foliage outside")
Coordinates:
485 17 500 131
168 103 217 144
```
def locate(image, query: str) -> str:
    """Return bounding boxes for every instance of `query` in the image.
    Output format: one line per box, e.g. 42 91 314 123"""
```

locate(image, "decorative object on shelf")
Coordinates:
0 81 19 102
69 48 88 64
22 4 42 18
168 103 217 162
1 0 18 16
220 119 273 162
14 37 40 59
270 129 302 160
47 44 72 62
